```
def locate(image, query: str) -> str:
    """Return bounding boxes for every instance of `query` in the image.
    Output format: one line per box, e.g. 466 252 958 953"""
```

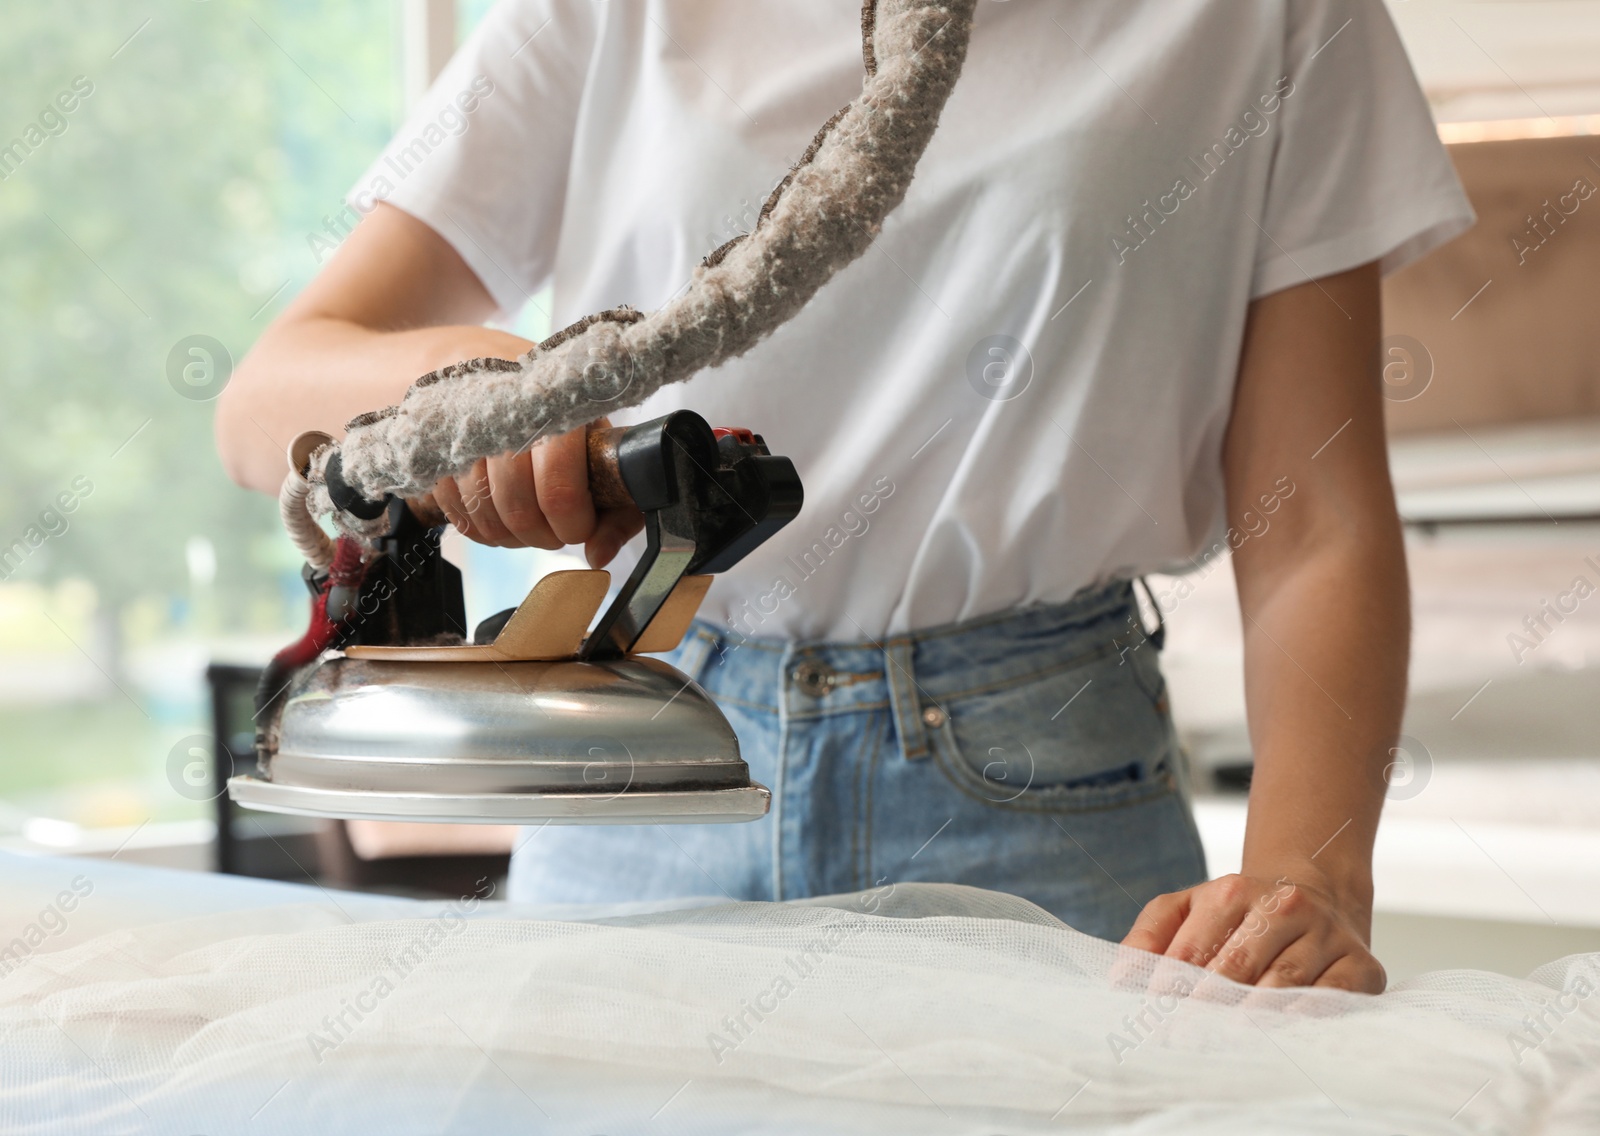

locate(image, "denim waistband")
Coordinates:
670 579 1157 762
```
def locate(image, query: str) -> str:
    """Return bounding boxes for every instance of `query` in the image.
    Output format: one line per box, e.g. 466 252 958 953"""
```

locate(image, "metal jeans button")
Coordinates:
791 659 836 698
921 705 947 728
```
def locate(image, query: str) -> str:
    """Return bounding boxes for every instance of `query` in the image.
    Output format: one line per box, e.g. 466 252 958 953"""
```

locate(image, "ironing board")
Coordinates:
3 851 1597 1134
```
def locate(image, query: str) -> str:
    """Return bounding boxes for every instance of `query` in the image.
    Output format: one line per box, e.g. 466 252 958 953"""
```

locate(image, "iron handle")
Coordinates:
584 423 634 511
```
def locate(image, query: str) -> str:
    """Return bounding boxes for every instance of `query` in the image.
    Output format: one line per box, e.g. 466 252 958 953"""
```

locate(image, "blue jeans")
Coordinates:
506 580 1208 940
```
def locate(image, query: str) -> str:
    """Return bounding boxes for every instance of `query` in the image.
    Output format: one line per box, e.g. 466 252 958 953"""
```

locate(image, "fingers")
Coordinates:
422 421 643 556
430 473 475 539
531 425 596 546
1126 873 1387 993
1121 889 1193 956
1207 880 1309 984
430 422 599 549
405 492 449 529
486 449 559 548
1241 929 1334 990
584 506 645 569
434 460 516 546
458 460 517 546
1159 874 1261 970
1311 952 1386 994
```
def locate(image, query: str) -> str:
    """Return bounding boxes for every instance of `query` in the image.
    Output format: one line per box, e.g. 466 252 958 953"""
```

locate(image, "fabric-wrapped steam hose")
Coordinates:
306 0 977 523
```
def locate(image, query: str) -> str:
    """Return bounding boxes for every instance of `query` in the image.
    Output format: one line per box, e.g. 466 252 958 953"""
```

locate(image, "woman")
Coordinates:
216 0 1473 991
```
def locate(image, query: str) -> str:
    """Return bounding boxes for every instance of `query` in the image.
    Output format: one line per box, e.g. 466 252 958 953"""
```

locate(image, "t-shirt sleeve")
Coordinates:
1250 0 1475 299
345 0 598 317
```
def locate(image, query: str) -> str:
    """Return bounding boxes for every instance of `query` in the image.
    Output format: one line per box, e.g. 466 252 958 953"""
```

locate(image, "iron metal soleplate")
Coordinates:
226 775 771 825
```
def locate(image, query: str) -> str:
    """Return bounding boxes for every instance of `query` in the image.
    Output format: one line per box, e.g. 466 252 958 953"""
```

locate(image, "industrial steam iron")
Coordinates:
227 411 801 825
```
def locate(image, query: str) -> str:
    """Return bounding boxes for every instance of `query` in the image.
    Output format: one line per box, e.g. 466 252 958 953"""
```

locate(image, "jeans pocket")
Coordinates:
926 643 1176 814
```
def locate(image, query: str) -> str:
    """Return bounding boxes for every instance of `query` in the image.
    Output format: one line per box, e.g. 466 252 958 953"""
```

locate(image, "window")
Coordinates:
0 2 402 841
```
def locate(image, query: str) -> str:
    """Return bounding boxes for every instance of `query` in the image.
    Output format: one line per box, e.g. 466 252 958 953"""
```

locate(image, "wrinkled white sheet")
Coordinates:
1 853 1597 1135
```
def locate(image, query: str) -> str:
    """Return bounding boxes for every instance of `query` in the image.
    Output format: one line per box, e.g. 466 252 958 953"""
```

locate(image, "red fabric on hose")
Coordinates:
272 537 366 670
327 536 366 590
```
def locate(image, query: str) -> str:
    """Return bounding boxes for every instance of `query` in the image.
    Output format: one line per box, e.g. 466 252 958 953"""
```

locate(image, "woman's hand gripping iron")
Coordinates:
227 411 801 825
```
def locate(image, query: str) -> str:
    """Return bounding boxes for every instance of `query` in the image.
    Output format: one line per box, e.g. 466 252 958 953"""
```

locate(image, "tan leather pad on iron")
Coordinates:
630 574 713 654
345 570 609 662
343 570 713 662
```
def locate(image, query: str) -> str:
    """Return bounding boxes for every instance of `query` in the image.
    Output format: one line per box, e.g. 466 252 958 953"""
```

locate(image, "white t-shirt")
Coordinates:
350 0 1473 642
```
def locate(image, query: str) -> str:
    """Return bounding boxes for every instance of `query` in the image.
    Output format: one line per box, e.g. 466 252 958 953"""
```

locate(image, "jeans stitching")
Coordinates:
924 716 1179 815
712 693 784 714
708 636 1160 725
923 629 1151 706
856 712 884 892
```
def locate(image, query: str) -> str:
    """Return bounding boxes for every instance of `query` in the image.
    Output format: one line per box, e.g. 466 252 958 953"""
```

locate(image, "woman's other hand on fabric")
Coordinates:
1121 871 1385 993
1123 262 1392 997
420 419 644 568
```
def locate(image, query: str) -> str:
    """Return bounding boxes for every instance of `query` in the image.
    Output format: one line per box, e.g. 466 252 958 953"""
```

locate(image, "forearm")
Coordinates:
1125 264 1395 991
216 318 533 495
1237 520 1408 929
214 202 539 494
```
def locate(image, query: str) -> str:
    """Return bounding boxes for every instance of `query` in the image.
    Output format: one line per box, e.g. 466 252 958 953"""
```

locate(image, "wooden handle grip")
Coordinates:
585 423 634 511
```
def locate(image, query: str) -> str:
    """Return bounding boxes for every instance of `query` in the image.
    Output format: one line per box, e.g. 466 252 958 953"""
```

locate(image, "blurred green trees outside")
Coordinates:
0 0 400 826
0 0 397 627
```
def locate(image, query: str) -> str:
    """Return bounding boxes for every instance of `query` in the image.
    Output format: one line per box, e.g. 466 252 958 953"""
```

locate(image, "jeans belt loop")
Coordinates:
1134 577 1166 651
884 637 930 761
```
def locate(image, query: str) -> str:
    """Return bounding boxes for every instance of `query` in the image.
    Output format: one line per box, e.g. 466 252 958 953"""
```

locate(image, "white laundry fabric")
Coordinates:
349 0 1472 641
3 854 1598 1135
